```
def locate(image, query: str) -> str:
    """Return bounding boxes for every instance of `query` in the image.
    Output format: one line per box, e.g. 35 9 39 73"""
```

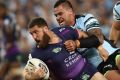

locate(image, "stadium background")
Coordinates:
0 0 119 79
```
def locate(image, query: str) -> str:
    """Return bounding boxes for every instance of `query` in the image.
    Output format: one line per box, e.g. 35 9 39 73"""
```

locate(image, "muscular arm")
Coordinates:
87 28 104 44
64 29 101 51
109 21 120 44
109 1 120 44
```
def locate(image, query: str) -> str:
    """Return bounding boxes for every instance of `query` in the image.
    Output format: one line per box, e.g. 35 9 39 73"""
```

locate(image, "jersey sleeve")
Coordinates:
68 27 79 40
113 1 120 21
83 14 100 31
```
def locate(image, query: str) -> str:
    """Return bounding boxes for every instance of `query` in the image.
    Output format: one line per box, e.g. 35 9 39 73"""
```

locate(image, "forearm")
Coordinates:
97 45 109 61
87 28 104 44
76 35 101 48
109 22 120 44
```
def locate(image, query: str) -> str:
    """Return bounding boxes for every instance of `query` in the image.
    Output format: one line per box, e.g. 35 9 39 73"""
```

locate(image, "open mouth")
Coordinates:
60 22 64 26
36 40 41 47
59 19 65 26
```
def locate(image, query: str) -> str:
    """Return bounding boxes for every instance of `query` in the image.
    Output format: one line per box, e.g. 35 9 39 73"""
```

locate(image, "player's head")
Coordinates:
54 0 75 26
28 17 50 48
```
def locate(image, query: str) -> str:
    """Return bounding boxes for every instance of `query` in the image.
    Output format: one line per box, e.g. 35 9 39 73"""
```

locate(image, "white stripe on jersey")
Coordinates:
87 27 100 32
74 13 100 32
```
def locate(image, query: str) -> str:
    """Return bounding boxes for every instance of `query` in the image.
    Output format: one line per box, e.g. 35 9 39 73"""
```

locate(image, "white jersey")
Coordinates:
73 14 119 55
72 14 100 31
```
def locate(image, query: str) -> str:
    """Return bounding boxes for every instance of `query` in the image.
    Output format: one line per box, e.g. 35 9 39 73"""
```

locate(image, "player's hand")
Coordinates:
64 40 78 52
23 66 46 80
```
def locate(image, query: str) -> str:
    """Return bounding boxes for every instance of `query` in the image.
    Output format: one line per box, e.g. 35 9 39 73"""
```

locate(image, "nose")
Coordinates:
56 15 60 21
32 33 37 40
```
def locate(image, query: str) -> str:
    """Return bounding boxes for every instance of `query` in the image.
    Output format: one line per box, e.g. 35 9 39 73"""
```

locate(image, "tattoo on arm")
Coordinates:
87 28 104 44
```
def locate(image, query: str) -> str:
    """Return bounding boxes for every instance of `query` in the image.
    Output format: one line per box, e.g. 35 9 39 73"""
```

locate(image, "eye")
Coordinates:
55 14 57 17
58 12 63 16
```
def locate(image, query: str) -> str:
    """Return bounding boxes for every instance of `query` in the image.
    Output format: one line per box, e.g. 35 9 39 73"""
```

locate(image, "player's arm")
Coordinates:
77 29 109 61
87 28 104 44
64 29 101 52
65 29 109 61
97 45 109 61
109 22 120 45
84 14 104 44
75 29 101 48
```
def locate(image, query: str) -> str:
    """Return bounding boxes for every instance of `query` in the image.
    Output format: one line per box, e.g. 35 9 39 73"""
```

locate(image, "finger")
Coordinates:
64 42 70 46
67 49 74 52
66 46 74 52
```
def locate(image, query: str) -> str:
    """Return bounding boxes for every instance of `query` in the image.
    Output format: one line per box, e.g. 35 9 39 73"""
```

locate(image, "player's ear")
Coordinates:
43 26 49 32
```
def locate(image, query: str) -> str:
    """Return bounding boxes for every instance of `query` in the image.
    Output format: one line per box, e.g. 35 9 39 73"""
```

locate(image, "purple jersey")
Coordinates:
31 27 87 79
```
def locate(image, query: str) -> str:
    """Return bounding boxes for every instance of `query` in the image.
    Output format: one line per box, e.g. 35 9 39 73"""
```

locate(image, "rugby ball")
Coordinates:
25 58 50 79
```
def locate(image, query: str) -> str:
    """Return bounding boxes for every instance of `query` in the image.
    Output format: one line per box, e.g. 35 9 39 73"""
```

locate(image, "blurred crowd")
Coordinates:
0 0 119 80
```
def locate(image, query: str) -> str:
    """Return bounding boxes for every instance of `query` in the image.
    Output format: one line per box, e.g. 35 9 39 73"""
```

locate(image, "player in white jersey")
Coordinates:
109 1 120 45
54 0 104 67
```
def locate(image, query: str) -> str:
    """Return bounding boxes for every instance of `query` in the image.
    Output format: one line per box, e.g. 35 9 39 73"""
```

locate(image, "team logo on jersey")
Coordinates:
81 73 90 80
52 47 62 53
59 28 65 32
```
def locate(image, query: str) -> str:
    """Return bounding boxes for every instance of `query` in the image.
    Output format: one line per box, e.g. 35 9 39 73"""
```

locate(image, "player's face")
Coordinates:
29 25 50 48
54 5 73 26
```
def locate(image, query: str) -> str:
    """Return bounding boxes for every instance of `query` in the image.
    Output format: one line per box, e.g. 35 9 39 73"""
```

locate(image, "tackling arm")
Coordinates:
87 28 104 44
109 21 120 45
109 1 120 45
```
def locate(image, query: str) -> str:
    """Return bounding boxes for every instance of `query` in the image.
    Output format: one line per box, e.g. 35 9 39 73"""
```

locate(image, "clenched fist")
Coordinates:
64 40 80 52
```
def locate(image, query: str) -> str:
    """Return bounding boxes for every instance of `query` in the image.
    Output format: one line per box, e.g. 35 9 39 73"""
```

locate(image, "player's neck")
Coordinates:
49 31 62 44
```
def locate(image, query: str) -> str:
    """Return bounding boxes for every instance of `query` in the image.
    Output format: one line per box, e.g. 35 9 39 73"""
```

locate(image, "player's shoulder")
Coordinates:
76 13 97 23
83 13 95 21
77 13 95 18
52 26 74 33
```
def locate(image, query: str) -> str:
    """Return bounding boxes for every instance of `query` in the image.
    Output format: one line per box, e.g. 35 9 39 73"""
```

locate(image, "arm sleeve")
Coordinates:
79 35 101 48
113 1 120 21
83 14 100 31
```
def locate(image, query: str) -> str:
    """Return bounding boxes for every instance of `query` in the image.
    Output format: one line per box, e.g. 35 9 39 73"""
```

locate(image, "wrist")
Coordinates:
75 40 80 48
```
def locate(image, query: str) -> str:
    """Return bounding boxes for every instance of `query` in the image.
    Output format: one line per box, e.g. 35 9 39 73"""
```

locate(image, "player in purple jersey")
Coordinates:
23 17 107 80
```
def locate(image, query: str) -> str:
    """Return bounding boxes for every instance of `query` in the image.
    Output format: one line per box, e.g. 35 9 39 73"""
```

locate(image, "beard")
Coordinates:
37 32 50 48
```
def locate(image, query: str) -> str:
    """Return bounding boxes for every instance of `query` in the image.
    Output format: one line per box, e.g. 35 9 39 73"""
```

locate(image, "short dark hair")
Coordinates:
28 17 48 28
54 0 73 10
0 2 6 9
